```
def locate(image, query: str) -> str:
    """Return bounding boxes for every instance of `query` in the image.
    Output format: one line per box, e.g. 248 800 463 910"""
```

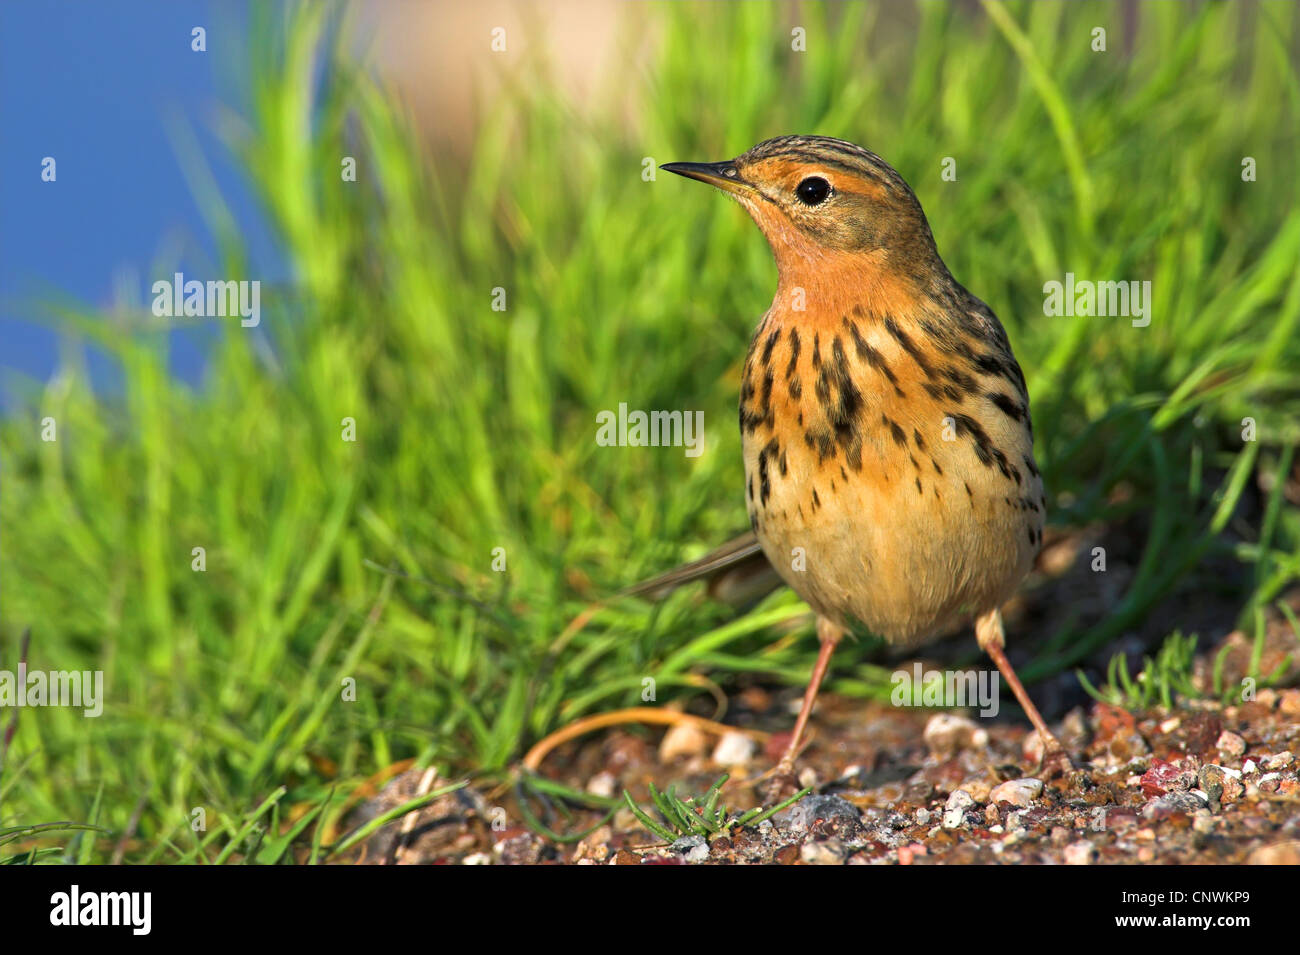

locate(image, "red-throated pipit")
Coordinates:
656 136 1069 782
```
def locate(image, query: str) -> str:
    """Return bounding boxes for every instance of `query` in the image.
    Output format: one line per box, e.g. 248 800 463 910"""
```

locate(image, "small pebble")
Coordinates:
1247 841 1300 865
1143 790 1207 819
1278 689 1300 718
957 777 993 802
990 778 1043 808
659 722 709 762
773 844 800 865
1216 730 1246 757
798 767 819 790
586 771 617 800
923 713 988 757
462 852 492 865
915 808 932 826
1263 751 1295 771
898 843 927 865
494 829 544 865
711 731 756 767
670 835 709 863
1064 841 1095 865
903 780 934 803
1140 757 1197 796
943 789 975 829
1242 759 1257 774
801 839 847 865
1199 765 1225 812
777 794 863 837
571 828 612 864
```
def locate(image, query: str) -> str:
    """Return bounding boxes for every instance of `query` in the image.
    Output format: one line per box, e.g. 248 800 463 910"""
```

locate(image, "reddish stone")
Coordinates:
1092 702 1137 743
1179 711 1223 756
898 843 927 866
774 844 801 865
1140 758 1196 797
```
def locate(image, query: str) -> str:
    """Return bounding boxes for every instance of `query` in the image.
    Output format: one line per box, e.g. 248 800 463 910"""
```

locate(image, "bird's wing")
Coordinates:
621 530 782 605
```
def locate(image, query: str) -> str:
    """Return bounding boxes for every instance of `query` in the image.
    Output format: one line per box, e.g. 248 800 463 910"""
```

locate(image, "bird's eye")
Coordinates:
795 176 832 206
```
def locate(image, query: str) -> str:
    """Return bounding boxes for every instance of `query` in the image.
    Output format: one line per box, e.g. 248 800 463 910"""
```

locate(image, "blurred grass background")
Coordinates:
1 0 1298 862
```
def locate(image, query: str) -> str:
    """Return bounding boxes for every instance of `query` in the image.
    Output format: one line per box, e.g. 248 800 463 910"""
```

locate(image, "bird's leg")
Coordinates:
773 616 844 782
975 608 1073 775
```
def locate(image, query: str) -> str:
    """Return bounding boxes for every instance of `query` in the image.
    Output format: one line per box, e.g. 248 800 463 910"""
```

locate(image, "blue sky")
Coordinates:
0 0 283 409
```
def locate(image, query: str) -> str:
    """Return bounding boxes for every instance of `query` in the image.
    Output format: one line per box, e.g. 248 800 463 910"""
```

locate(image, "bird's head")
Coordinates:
662 135 943 289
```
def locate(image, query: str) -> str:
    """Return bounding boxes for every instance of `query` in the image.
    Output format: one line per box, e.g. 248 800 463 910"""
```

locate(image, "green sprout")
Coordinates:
621 775 810 843
1078 612 1294 710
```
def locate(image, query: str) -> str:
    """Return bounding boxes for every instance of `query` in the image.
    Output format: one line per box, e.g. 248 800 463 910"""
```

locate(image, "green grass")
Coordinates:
619 774 812 844
2 1 1299 862
1080 613 1297 711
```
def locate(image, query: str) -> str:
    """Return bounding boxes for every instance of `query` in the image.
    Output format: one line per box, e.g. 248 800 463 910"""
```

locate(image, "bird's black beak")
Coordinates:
660 160 753 197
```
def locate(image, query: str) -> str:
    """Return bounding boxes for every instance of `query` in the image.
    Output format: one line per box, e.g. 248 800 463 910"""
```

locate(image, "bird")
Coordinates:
653 135 1070 784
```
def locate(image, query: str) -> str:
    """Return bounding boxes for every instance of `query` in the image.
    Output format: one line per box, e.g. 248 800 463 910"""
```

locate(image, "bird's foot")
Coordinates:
1034 741 1075 779
758 760 802 804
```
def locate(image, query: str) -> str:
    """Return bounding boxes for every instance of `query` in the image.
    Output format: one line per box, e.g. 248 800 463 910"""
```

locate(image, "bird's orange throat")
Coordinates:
738 194 928 329
773 249 926 332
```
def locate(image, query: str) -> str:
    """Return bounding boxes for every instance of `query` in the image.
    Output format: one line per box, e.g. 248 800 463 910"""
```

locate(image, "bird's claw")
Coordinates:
1035 744 1075 779
759 763 802 804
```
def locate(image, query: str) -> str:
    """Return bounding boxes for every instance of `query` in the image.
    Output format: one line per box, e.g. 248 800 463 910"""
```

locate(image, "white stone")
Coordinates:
711 731 757 767
943 789 975 829
989 778 1043 808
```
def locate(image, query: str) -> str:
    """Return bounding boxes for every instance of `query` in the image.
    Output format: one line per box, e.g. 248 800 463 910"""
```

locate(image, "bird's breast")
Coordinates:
738 300 1045 644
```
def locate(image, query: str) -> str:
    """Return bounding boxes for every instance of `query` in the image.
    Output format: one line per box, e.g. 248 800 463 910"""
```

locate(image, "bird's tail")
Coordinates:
621 531 782 607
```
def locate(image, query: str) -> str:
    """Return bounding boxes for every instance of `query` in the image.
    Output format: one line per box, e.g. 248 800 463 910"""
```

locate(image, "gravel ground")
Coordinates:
351 637 1300 865
347 526 1300 865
